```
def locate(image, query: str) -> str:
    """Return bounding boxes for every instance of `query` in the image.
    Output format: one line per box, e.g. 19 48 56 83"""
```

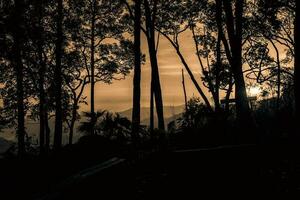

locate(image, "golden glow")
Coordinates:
248 86 261 97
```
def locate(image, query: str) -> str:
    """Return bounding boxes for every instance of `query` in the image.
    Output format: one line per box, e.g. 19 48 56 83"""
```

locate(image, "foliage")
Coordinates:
78 111 132 143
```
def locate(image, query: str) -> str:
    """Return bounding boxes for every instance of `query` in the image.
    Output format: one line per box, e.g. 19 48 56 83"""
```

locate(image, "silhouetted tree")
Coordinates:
155 0 236 114
217 0 254 129
63 50 89 144
295 0 299 124
53 0 63 150
132 0 142 144
69 0 133 136
12 0 26 155
155 0 213 111
143 0 165 131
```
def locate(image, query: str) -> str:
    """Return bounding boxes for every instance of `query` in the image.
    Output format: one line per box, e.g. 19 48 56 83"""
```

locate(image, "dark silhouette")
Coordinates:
181 69 188 111
12 0 26 156
295 0 300 126
131 0 142 144
221 0 254 129
144 0 165 131
35 0 47 154
0 0 299 198
54 0 63 150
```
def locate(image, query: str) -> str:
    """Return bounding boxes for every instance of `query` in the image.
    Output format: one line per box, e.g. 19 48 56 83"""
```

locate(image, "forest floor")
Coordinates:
0 142 297 199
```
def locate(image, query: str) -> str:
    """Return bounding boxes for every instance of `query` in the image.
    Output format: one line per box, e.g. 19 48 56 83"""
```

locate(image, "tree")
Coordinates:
69 0 134 136
217 0 254 128
155 1 213 111
1 0 54 153
295 0 299 124
53 0 63 150
11 0 26 155
244 0 295 111
131 0 142 144
143 0 165 131
63 51 89 144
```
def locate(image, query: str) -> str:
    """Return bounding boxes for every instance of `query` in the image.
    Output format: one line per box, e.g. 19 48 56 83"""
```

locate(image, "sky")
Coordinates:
80 30 213 113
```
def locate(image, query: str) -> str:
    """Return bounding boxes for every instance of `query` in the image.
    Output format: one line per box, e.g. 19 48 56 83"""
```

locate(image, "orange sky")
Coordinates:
79 26 289 113
80 30 214 112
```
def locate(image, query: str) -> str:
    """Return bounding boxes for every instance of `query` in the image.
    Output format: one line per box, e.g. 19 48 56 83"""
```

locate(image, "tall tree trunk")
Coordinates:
223 0 253 128
132 0 141 143
36 0 46 155
225 79 234 114
12 0 26 156
269 39 281 110
182 69 188 111
144 0 165 131
150 81 154 133
45 109 50 151
232 0 252 127
54 0 63 149
215 33 221 112
293 0 299 148
90 0 96 135
69 100 77 145
175 46 213 111
295 1 299 121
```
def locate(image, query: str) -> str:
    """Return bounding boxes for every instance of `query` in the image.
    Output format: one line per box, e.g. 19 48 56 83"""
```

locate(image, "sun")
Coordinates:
248 86 261 97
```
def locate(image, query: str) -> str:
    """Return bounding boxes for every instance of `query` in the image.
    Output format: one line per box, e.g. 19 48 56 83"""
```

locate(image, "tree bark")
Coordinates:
69 101 78 145
160 30 213 111
36 0 46 155
144 0 165 131
269 39 281 110
175 46 213 111
54 0 63 150
295 0 300 120
222 0 253 128
132 0 142 143
150 81 154 133
90 0 96 136
182 69 188 111
215 32 221 112
45 109 50 151
12 0 26 156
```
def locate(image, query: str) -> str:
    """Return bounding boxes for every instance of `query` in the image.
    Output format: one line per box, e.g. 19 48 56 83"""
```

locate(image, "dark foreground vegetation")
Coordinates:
1 0 300 198
0 104 299 199
0 139 296 199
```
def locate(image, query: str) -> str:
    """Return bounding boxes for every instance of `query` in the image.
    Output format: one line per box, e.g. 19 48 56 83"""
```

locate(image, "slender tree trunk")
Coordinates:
144 0 165 131
175 47 213 111
225 79 234 114
269 40 281 110
54 0 63 149
38 43 46 154
36 0 46 155
223 0 253 128
150 32 160 135
90 0 96 135
215 33 221 112
232 0 252 127
150 81 154 133
45 109 50 151
132 0 141 143
160 29 213 111
69 101 77 145
182 69 188 111
295 1 299 121
12 0 26 156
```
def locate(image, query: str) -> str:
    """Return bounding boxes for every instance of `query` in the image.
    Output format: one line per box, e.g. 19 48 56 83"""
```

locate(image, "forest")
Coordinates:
0 0 299 198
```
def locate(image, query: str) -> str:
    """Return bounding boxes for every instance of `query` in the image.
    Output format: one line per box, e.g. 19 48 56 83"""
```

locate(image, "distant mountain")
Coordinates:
0 105 185 143
119 105 184 126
